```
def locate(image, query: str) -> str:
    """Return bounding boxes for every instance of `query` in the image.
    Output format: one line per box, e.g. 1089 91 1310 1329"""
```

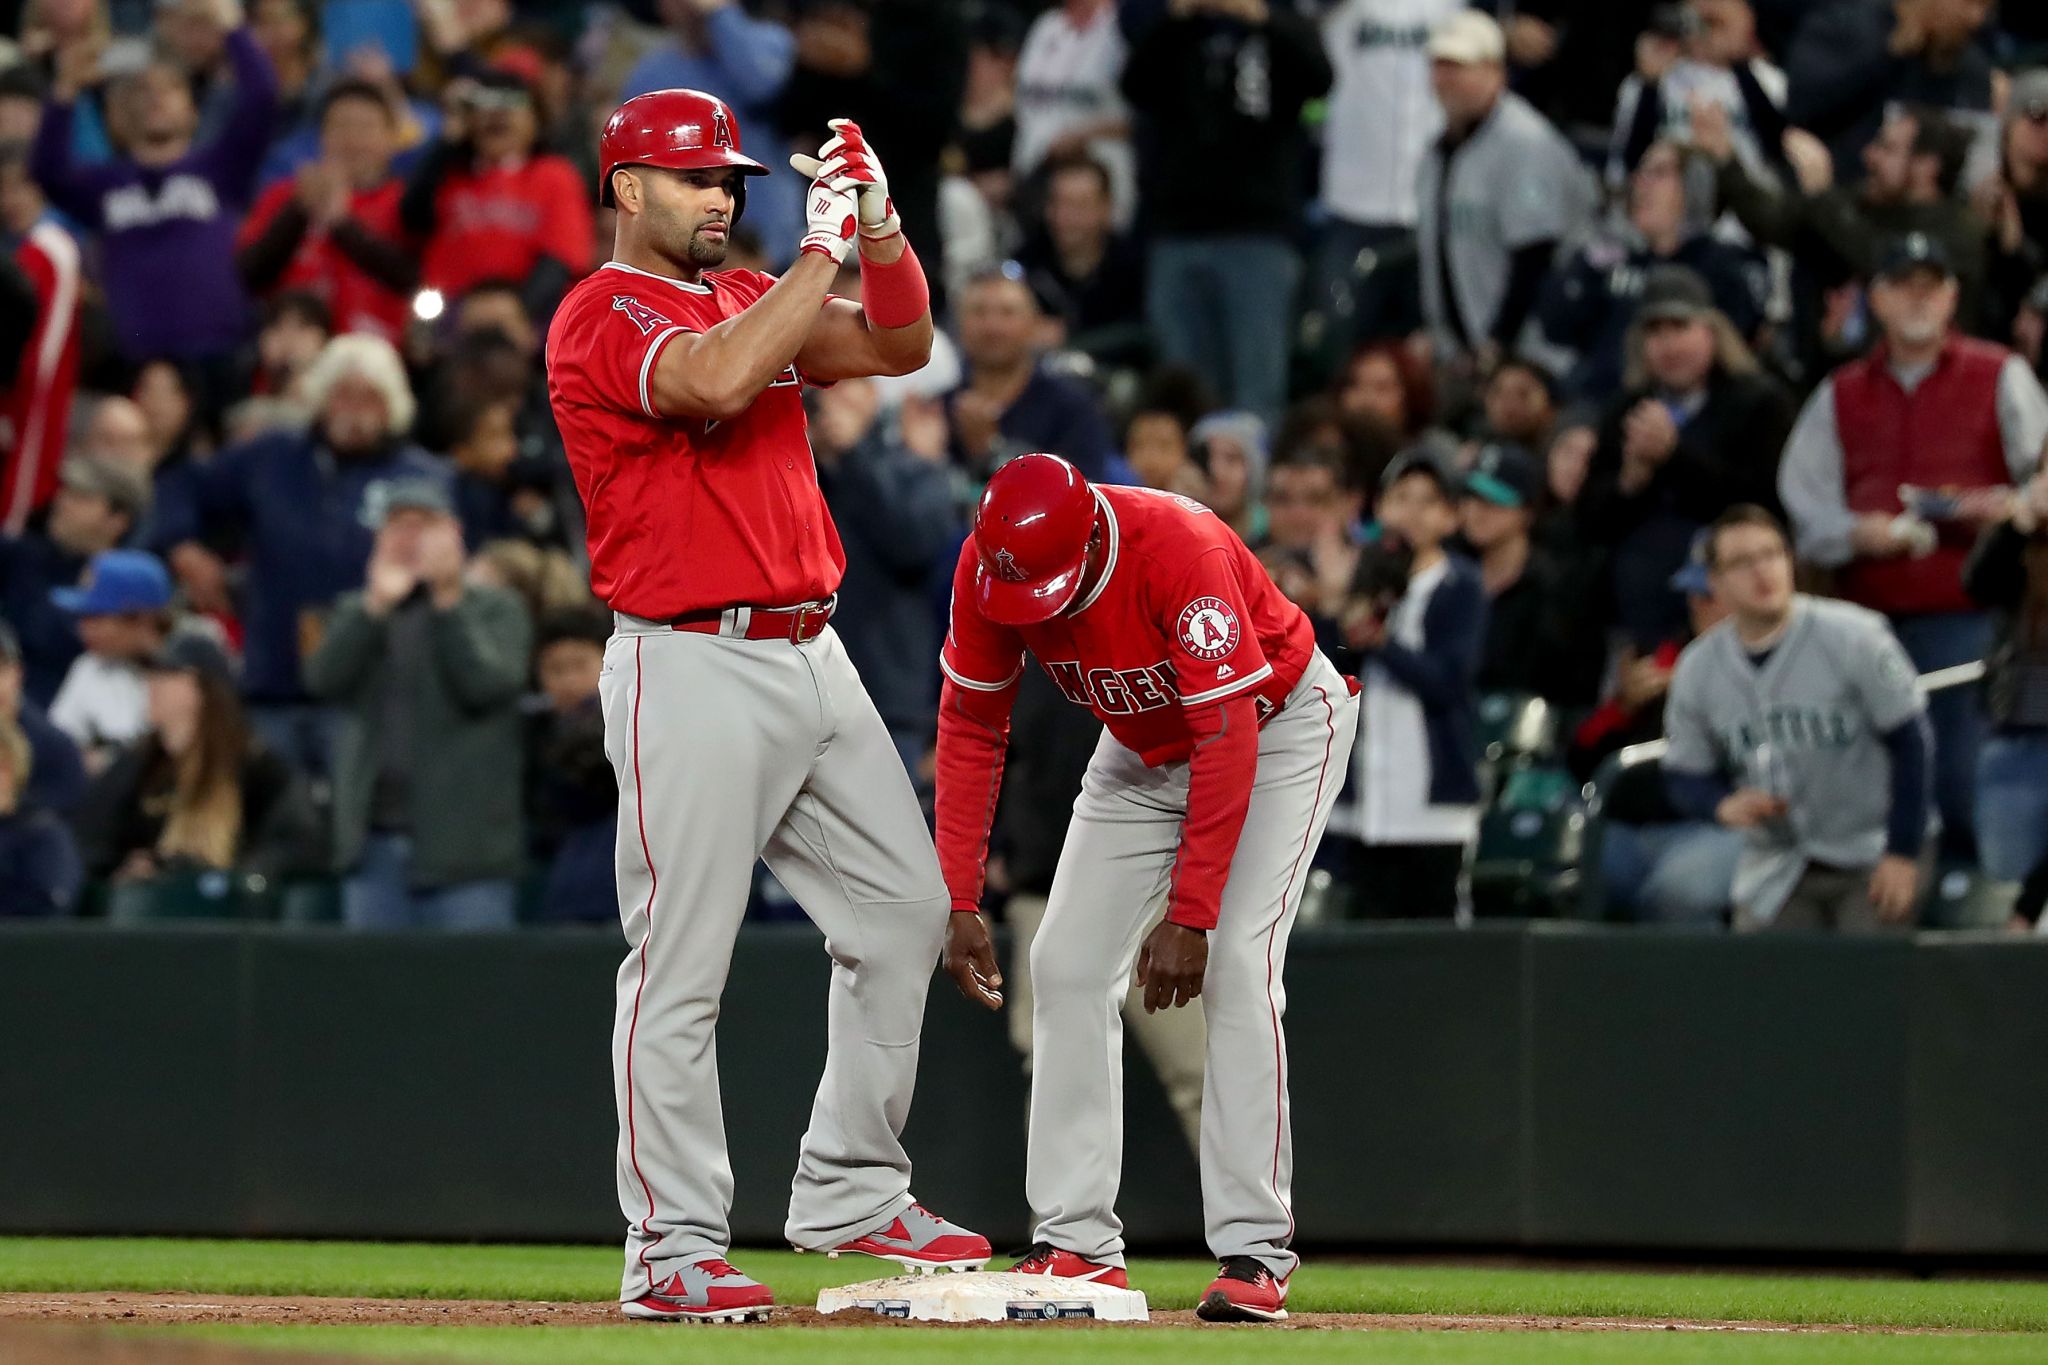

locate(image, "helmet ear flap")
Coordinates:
731 177 747 228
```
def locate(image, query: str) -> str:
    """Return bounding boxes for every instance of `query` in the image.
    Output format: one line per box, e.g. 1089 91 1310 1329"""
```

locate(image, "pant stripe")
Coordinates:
623 635 662 1294
1266 684 1335 1249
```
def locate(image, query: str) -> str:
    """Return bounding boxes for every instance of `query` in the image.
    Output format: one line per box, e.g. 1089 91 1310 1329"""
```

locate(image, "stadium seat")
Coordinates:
1921 862 2016 930
1469 766 1584 918
278 878 342 925
1477 691 1559 767
1575 743 1668 921
105 870 278 923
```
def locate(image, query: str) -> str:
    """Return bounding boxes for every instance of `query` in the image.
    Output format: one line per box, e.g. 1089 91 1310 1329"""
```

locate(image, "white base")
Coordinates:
816 1271 1150 1323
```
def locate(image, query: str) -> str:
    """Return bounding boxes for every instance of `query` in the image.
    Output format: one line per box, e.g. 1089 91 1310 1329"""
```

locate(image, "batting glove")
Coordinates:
798 162 860 263
791 118 901 245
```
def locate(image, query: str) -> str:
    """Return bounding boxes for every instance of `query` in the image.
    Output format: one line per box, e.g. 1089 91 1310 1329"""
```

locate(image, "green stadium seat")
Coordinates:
1477 691 1558 767
1469 767 1585 918
104 870 278 923
278 878 343 925
1921 863 2016 930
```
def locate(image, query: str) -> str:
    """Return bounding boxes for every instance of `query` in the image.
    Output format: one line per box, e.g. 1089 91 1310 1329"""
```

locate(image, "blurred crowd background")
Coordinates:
1 0 2046 934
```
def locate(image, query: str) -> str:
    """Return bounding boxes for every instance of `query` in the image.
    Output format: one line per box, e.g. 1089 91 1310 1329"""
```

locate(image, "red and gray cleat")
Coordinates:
1195 1256 1290 1323
623 1257 774 1323
1010 1242 1129 1289
826 1202 992 1274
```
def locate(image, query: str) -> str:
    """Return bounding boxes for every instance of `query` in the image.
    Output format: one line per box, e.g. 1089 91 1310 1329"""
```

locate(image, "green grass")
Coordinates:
9 1238 2048 1331
10 1237 2048 1365
170 1326 2048 1365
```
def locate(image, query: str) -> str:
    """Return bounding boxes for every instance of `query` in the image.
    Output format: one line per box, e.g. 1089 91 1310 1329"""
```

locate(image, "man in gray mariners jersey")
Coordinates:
1661 506 1933 930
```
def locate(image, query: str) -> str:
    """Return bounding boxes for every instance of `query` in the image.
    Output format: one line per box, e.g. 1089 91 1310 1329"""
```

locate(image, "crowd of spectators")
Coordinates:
1 0 2046 934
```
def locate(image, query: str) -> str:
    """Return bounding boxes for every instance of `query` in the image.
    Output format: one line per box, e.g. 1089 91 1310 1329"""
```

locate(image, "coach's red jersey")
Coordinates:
941 485 1315 766
546 261 844 619
1 221 82 535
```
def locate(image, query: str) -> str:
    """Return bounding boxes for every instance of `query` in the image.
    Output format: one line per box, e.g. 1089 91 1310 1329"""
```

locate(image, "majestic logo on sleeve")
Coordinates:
612 295 673 336
1177 597 1240 662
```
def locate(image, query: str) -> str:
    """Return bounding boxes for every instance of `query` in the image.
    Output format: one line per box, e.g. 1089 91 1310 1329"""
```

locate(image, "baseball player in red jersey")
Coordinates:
936 453 1360 1323
544 89 989 1324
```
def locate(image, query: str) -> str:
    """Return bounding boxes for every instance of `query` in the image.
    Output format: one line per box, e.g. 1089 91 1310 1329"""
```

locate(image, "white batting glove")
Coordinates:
791 118 900 244
798 164 859 263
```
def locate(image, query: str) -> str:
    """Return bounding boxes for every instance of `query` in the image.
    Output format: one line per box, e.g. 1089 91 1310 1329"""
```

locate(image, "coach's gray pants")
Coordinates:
1026 652 1357 1276
601 620 949 1301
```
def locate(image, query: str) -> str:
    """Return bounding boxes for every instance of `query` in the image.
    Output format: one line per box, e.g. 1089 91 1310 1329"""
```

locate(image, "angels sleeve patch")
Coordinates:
612 295 674 336
1178 596 1241 662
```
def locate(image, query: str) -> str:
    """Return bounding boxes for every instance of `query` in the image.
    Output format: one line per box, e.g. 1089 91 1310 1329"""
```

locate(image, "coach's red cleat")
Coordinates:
825 1201 991 1273
623 1257 774 1323
1195 1256 1290 1322
1010 1242 1128 1288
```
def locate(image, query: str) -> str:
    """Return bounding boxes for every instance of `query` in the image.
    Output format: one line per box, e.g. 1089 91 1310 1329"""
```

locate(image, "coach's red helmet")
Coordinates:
598 89 769 207
973 453 1099 625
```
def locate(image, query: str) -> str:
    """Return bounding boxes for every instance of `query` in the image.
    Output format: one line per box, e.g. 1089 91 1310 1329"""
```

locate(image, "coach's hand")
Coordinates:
944 912 1004 1011
1137 921 1207 1013
791 119 901 245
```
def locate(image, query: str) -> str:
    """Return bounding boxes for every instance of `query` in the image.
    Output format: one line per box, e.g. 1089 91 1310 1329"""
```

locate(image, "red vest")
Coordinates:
1831 336 2009 617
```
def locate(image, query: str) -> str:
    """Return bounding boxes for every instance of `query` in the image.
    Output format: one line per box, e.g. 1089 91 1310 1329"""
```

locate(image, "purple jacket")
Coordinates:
31 29 277 361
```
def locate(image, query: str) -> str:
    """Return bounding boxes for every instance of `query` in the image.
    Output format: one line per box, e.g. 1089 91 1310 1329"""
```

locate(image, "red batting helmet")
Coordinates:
972 453 1099 625
598 88 769 208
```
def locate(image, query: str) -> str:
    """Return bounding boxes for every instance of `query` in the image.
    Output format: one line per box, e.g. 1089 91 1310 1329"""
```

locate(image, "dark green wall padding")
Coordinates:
4 921 2045 1256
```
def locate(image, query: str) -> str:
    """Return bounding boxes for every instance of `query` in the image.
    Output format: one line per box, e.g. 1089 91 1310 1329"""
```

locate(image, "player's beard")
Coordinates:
683 224 730 268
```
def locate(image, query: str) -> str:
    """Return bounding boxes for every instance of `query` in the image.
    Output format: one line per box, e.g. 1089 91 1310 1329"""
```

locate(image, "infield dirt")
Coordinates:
0 1291 1981 1336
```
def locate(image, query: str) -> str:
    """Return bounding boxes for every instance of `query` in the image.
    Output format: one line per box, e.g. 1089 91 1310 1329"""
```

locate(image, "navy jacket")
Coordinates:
19 701 86 815
0 808 81 915
947 365 1119 482
820 427 960 734
0 532 86 706
153 434 450 702
1372 554 1487 808
1782 0 1994 184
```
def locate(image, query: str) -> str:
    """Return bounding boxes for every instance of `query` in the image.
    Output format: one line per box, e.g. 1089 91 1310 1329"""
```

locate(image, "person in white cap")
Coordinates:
1415 9 1596 374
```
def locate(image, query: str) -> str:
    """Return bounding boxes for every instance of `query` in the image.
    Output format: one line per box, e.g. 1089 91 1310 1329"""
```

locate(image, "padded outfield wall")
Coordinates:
5 921 2047 1257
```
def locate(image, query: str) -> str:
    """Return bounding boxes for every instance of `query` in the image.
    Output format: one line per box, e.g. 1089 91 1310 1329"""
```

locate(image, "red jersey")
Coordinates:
545 261 845 618
1 221 82 534
422 154 593 298
935 485 1318 930
941 485 1314 766
238 179 411 341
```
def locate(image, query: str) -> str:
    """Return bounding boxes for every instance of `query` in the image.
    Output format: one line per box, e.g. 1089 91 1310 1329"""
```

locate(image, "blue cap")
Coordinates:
50 549 173 617
1669 528 1712 596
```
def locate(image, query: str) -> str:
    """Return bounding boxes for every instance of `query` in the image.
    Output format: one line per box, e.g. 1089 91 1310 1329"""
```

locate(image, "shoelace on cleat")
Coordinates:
693 1258 743 1280
1011 1243 1056 1273
1216 1256 1270 1286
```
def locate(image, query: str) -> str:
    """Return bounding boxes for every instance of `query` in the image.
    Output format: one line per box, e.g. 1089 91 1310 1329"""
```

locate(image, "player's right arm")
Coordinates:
645 252 839 419
933 543 1027 1011
645 176 860 420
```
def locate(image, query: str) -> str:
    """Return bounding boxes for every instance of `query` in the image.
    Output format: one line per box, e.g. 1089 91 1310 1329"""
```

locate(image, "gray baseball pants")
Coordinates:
601 618 949 1301
1025 651 1358 1276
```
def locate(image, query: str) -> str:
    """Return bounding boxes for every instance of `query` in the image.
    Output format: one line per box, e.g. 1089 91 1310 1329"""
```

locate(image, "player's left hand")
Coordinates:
1868 854 1921 923
791 119 900 244
1137 921 1208 1013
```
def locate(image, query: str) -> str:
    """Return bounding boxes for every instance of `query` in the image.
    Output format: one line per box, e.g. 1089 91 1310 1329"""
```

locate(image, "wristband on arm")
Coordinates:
860 240 930 330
